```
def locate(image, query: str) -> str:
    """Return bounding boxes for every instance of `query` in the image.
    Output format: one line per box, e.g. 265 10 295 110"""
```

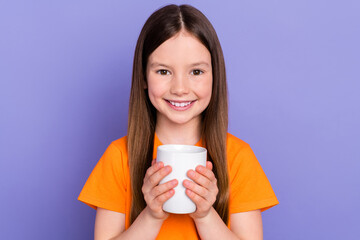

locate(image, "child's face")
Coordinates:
146 30 212 128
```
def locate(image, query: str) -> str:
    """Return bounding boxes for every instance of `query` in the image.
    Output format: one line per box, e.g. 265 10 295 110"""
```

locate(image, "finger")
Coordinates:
150 179 178 199
151 158 156 166
195 165 216 183
206 161 213 170
144 165 172 190
143 162 165 195
185 189 208 208
187 169 215 190
145 161 164 180
183 179 209 200
153 189 176 207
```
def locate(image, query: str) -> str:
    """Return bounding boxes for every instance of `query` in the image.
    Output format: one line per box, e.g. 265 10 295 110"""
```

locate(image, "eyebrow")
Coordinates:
149 61 211 68
149 62 171 68
189 61 211 68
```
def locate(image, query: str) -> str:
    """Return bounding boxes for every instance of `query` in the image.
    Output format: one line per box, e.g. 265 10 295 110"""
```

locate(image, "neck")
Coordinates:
155 116 202 145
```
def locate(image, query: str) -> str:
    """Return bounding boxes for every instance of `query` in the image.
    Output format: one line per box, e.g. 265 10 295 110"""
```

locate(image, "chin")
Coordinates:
167 116 199 126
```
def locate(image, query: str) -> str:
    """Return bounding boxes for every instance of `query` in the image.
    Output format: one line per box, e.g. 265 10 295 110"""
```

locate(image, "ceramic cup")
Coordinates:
156 144 207 214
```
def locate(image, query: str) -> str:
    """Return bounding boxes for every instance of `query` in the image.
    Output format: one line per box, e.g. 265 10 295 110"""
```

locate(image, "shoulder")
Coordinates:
101 136 129 179
226 133 256 167
226 133 251 153
100 136 128 167
110 136 128 153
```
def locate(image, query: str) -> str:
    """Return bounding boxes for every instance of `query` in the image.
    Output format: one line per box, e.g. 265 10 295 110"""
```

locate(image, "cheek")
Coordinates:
147 77 166 102
199 78 213 102
204 87 212 106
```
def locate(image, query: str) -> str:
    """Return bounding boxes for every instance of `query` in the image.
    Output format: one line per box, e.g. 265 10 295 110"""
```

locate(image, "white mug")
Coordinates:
156 144 207 214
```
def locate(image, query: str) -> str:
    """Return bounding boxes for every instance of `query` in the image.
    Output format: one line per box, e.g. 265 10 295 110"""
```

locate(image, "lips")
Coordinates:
165 99 196 111
168 100 192 107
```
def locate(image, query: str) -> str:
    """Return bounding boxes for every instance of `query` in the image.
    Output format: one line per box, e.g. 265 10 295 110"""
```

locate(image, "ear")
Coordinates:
143 81 148 89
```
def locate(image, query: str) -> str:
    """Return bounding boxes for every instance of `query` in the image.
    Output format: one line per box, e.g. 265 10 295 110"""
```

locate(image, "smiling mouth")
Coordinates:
168 100 192 107
165 99 196 110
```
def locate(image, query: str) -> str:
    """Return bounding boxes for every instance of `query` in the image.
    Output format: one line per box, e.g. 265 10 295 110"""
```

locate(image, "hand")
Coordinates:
183 161 219 220
142 159 178 220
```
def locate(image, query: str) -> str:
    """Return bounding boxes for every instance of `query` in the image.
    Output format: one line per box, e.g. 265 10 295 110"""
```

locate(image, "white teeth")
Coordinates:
169 101 191 107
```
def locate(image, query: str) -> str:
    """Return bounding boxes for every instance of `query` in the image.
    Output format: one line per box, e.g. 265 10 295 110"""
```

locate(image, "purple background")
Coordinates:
1 0 359 239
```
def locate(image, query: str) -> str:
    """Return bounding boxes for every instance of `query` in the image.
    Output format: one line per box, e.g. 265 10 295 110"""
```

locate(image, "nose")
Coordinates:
170 73 190 96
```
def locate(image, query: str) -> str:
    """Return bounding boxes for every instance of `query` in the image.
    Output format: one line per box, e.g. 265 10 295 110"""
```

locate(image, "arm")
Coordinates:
230 210 263 239
94 207 165 240
192 208 263 240
94 207 263 240
94 208 125 239
184 162 263 239
94 160 178 240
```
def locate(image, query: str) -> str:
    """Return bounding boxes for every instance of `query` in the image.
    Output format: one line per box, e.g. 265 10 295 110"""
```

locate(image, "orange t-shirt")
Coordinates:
78 133 278 239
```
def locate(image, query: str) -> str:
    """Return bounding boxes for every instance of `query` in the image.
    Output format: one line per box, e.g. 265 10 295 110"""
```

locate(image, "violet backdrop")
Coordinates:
0 0 359 239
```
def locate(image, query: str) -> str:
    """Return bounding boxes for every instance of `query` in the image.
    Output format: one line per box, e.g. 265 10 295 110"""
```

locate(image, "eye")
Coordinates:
191 69 203 76
157 69 170 75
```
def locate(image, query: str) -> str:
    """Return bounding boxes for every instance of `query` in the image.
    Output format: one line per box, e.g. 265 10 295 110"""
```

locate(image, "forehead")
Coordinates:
148 30 211 66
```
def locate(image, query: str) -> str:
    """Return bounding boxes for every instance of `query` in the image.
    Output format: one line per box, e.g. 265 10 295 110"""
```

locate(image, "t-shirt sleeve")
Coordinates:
77 142 127 213
229 143 279 213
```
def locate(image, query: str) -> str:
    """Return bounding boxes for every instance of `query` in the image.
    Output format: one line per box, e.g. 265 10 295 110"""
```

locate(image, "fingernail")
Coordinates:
188 170 195 177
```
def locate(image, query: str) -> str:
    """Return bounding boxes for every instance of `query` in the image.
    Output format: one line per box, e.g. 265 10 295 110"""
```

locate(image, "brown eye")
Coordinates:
192 69 203 75
157 70 170 75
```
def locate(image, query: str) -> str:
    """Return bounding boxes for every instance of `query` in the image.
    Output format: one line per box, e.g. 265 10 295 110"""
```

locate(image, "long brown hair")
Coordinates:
128 4 229 225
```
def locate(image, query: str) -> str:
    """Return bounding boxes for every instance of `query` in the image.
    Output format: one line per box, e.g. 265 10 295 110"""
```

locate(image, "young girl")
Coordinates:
78 4 278 239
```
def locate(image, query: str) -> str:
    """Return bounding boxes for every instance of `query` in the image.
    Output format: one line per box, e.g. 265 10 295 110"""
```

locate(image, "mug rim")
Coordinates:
157 144 206 154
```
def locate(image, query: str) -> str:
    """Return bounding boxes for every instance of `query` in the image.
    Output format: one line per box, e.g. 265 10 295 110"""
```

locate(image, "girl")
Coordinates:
78 4 278 240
